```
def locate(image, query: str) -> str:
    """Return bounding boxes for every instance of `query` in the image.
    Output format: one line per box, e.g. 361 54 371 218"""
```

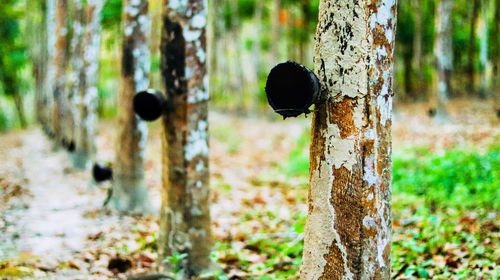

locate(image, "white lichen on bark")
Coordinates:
159 0 212 277
72 0 104 169
111 0 152 213
301 1 397 279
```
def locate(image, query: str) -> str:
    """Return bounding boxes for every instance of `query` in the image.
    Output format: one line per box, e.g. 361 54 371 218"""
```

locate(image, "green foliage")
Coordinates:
393 145 500 209
101 0 122 31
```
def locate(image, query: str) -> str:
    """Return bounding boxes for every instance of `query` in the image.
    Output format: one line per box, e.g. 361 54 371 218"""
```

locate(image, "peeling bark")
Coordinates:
158 0 212 277
300 1 397 279
434 0 452 120
111 0 151 213
73 0 104 169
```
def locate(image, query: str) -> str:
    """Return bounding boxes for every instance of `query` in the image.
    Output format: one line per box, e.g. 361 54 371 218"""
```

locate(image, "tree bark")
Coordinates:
434 0 453 120
52 0 69 143
72 0 104 169
300 1 397 279
158 0 212 277
111 0 151 213
468 0 480 93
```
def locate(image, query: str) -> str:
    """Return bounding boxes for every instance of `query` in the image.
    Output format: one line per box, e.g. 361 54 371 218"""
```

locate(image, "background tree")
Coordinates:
434 0 453 120
110 0 151 212
72 0 104 168
52 0 69 143
300 0 397 278
158 0 212 277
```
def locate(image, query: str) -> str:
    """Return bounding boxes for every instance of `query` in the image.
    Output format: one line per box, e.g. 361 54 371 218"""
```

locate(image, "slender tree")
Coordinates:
158 0 212 277
478 0 492 98
412 0 424 95
67 0 85 152
72 0 104 168
300 0 397 278
52 0 69 142
468 0 480 92
44 0 57 133
110 0 151 212
434 0 453 120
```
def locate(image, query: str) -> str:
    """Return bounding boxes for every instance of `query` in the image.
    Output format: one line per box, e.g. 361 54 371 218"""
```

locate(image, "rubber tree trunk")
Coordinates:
158 0 212 277
434 0 453 120
67 0 85 154
300 1 397 279
412 0 424 97
52 0 69 143
44 0 57 133
468 0 480 93
73 0 104 169
28 0 48 125
111 0 151 213
478 0 492 98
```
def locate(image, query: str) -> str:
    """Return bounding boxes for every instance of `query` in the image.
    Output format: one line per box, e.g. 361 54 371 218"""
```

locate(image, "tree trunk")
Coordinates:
158 0 212 277
52 0 69 143
13 91 27 128
111 0 151 213
251 0 264 113
468 0 480 93
44 0 57 133
271 0 281 65
434 0 453 120
412 0 423 97
494 0 500 77
73 0 104 169
66 0 86 163
478 0 492 98
300 1 397 279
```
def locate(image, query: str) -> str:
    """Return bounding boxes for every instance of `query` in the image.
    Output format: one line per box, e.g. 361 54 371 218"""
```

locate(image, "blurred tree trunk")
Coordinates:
12 89 27 128
494 0 500 78
434 0 453 120
271 0 281 65
111 0 151 213
28 0 48 125
229 0 246 114
45 0 57 134
52 0 69 143
300 1 396 278
299 0 312 63
478 0 492 98
251 0 264 112
67 0 85 153
412 0 424 97
158 0 212 277
468 0 480 93
73 0 104 169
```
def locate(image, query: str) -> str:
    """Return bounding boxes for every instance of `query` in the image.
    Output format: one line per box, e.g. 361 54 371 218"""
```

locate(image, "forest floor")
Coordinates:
0 99 499 279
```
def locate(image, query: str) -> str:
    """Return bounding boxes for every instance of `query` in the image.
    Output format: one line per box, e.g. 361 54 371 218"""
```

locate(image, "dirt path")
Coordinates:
0 129 123 278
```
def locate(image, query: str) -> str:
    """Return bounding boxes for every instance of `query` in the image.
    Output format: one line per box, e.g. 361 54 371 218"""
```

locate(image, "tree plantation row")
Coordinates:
0 0 497 279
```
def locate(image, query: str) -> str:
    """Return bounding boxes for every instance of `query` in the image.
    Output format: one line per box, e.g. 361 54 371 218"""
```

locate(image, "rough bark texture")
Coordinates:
52 0 69 142
158 0 212 277
73 0 104 169
300 1 397 279
434 0 452 120
111 0 151 213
